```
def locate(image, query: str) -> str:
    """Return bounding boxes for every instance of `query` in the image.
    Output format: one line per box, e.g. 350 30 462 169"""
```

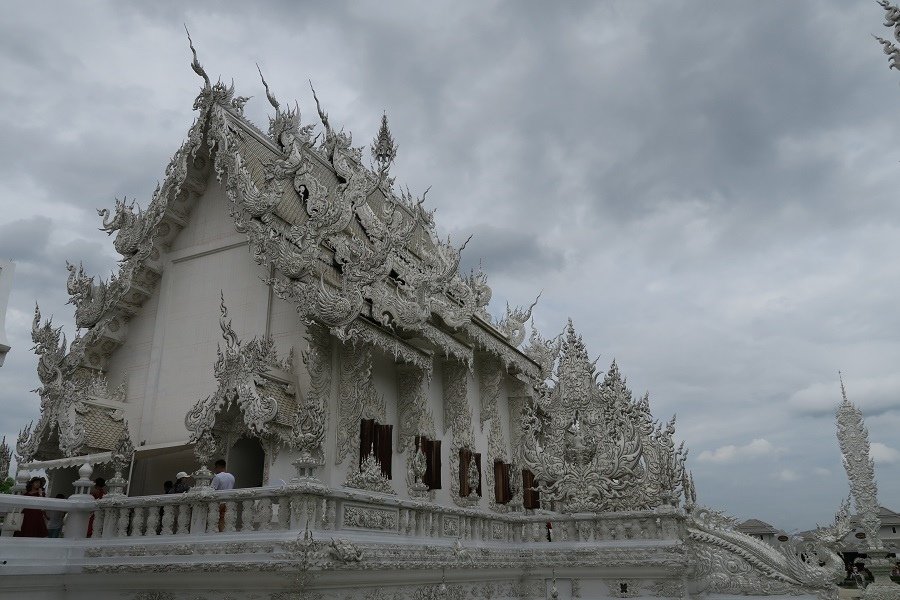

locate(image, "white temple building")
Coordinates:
9 13 900 597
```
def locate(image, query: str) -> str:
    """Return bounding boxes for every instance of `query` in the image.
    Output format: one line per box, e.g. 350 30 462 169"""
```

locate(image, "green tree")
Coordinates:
0 476 14 494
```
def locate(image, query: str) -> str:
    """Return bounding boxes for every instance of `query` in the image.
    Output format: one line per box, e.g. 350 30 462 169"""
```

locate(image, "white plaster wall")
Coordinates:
105 284 159 442
170 177 238 253
150 243 268 444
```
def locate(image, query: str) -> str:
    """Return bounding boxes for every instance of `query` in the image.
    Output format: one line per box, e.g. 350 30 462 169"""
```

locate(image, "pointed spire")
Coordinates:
371 112 398 177
839 370 850 405
257 63 279 111
184 25 210 89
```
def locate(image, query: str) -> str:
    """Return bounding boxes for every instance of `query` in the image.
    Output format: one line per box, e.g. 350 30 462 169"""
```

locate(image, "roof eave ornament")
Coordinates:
184 26 244 113
184 24 210 91
257 65 310 152
876 1 900 70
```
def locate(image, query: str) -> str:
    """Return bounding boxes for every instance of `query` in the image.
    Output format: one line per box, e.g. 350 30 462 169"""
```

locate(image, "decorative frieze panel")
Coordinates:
441 515 460 537
342 504 398 531
397 366 434 453
335 343 384 466
478 353 503 431
442 360 474 506
298 325 331 463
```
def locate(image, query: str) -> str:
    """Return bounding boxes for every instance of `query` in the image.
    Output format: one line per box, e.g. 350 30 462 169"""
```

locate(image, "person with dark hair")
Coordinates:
13 478 49 538
46 494 67 538
211 459 235 532
163 480 174 494
211 460 235 491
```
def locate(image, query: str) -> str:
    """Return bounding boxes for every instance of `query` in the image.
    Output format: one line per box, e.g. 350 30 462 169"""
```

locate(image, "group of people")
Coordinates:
10 460 235 538
162 460 235 494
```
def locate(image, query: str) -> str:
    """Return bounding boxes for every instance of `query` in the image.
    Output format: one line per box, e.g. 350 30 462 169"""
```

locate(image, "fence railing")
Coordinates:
0 482 683 544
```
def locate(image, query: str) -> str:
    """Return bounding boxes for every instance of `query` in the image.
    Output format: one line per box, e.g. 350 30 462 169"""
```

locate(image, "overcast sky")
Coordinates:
1 1 899 530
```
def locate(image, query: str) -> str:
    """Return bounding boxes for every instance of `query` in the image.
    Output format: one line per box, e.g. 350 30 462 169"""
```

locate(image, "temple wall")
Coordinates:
104 284 159 442
98 173 524 507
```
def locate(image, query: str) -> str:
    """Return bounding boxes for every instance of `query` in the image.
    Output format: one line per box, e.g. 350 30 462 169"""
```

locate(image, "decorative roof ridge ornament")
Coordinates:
256 64 311 153
876 2 900 74
371 112 397 181
184 26 246 113
184 24 210 90
499 291 542 348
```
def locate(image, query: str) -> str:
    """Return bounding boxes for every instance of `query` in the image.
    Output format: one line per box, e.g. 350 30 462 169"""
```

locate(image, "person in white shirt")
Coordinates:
211 459 235 531
211 460 235 490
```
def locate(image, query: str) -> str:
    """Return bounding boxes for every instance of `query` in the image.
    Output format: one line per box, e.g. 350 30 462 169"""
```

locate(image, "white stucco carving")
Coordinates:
4 28 880 600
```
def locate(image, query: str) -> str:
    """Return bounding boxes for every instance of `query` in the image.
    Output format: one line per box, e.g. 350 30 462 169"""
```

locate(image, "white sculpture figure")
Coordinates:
408 444 429 498
0 260 14 367
835 376 896 597
466 454 480 501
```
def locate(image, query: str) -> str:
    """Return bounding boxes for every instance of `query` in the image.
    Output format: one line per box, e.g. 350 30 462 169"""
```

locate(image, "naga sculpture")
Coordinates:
66 261 111 330
97 197 161 260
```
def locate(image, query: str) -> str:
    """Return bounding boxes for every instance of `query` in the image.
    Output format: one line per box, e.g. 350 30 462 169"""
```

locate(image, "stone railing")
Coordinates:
1 480 683 544
0 493 95 539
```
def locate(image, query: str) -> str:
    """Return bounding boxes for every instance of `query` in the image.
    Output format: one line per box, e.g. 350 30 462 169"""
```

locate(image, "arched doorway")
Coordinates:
228 437 265 488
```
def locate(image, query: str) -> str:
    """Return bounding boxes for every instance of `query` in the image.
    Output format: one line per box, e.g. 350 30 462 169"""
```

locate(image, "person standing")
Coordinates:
45 494 67 538
14 478 49 538
211 459 235 532
172 472 191 493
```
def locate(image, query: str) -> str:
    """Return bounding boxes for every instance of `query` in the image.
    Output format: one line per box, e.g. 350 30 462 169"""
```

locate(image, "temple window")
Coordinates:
414 435 442 489
493 460 512 504
458 447 482 497
522 468 540 509
359 418 393 479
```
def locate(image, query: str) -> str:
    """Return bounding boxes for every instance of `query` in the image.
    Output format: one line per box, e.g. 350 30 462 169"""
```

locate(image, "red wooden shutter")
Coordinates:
375 423 393 479
458 448 471 497
359 419 377 469
523 468 540 509
429 440 442 490
474 452 482 497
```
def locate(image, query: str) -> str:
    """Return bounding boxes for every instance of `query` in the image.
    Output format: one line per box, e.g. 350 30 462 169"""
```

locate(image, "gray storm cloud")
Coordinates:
1 0 899 529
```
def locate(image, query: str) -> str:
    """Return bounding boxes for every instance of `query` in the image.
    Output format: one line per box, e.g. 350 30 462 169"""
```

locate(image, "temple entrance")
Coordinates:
227 437 265 488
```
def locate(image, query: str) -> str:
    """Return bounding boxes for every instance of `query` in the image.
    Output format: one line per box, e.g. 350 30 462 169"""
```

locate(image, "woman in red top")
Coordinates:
86 477 106 538
14 478 49 538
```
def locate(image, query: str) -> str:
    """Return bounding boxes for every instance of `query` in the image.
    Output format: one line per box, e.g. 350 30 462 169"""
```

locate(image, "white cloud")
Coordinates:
2 1 900 533
697 438 778 464
789 374 900 417
870 442 900 464
813 467 831 477
777 469 799 482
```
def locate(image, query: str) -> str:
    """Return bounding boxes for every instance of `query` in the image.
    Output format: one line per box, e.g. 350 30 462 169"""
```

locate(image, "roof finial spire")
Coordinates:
256 63 279 111
184 25 210 89
371 112 398 178
839 370 849 404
